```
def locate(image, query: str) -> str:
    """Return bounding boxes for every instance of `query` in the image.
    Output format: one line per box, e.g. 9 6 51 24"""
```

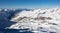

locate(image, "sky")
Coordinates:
0 0 60 9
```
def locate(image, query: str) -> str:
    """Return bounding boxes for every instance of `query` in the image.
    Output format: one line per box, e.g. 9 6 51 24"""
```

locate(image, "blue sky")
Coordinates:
0 0 59 9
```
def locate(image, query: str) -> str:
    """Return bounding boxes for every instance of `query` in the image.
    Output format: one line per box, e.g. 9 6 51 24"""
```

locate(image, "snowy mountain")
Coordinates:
7 8 60 33
0 8 33 33
0 8 60 33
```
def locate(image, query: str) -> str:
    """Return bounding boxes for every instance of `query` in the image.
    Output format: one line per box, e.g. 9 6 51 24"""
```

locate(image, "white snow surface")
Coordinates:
9 8 60 33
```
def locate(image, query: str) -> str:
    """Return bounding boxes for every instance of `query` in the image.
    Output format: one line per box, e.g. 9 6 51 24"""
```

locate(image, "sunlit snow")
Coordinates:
7 8 60 33
0 8 60 33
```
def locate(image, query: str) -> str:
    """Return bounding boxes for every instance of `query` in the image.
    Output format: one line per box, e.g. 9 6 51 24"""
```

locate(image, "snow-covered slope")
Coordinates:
8 8 60 33
0 8 30 33
0 8 60 33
